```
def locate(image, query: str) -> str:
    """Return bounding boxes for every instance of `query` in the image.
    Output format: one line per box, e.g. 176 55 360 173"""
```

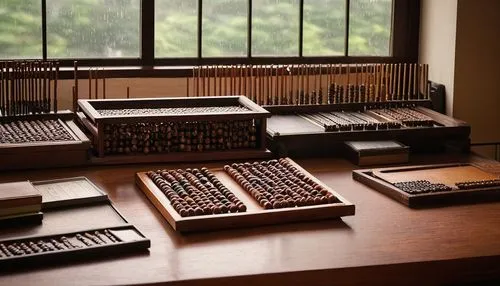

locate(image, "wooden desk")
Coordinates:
0 154 499 285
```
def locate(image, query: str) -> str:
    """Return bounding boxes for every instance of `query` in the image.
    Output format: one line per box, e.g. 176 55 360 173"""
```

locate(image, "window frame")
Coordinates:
10 0 419 78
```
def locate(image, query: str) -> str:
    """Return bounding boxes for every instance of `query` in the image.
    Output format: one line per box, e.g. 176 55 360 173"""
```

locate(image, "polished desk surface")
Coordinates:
0 154 499 286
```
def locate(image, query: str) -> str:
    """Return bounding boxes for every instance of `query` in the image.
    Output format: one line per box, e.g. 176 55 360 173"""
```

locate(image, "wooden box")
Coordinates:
135 158 355 232
0 111 90 170
353 163 500 208
78 96 271 164
265 101 470 157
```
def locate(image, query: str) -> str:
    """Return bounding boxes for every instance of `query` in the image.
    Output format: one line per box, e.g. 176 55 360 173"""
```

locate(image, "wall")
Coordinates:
419 0 458 116
454 0 500 144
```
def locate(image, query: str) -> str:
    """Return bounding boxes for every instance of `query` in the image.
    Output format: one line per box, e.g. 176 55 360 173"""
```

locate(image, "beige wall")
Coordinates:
454 0 500 144
419 0 458 116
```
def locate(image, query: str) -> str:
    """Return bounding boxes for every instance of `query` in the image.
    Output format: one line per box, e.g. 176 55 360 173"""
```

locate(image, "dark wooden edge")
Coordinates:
78 96 270 124
135 158 355 232
91 149 273 166
0 225 150 267
76 112 98 139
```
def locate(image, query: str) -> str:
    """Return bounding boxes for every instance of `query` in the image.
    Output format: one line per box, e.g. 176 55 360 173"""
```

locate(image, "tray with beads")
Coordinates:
135 158 355 232
0 225 150 267
353 163 500 208
77 96 271 165
0 111 91 170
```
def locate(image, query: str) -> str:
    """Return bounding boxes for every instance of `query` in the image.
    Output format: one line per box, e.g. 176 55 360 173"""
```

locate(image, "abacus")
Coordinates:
0 226 150 266
353 163 500 207
0 60 90 171
135 157 355 232
188 63 469 157
77 96 271 164
189 63 430 105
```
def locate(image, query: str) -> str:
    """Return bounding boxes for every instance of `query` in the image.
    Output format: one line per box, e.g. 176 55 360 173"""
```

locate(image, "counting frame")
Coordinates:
136 158 355 232
78 96 271 164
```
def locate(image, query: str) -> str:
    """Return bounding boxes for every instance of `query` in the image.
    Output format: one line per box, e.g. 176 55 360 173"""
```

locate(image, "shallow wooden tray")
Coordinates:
136 158 355 232
353 163 500 208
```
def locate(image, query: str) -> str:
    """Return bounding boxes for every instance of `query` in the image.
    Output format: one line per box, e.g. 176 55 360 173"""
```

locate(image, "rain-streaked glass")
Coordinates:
202 0 247 57
349 0 393 56
303 0 345 56
0 0 42 59
47 0 140 58
156 0 197 57
252 0 300 56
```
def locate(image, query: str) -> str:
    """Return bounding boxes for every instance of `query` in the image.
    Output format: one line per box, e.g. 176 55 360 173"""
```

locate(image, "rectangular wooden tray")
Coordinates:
353 163 500 208
31 177 108 210
0 111 90 170
136 158 355 232
0 225 150 267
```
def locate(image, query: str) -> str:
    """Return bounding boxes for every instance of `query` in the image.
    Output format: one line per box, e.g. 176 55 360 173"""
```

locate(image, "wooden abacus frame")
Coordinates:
353 163 500 208
135 158 355 232
77 96 272 164
0 111 91 171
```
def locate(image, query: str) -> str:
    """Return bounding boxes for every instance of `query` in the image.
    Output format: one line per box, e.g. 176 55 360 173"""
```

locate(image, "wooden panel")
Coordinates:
135 158 355 232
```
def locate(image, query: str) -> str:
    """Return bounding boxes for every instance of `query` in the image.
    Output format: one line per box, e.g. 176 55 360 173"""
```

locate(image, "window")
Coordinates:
46 0 140 58
0 0 42 59
155 0 197 57
1 0 414 67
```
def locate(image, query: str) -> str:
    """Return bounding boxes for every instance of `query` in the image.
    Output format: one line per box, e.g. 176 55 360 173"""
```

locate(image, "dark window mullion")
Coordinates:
299 0 304 57
141 0 155 66
198 0 203 59
248 0 252 58
345 0 350 56
42 0 47 59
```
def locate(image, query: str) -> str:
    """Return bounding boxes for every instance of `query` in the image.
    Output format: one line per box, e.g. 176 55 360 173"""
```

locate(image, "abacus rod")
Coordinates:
397 63 402 100
88 67 92 99
207 66 211 97
95 66 99 100
54 62 58 113
102 68 106 100
74 61 78 104
47 62 51 112
402 63 407 101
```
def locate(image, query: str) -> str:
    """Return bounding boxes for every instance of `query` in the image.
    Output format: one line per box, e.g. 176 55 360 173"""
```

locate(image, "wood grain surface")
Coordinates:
0 153 499 285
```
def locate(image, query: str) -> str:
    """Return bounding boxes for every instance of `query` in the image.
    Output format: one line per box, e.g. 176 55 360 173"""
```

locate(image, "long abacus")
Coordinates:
0 60 59 116
0 229 120 259
190 63 430 106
